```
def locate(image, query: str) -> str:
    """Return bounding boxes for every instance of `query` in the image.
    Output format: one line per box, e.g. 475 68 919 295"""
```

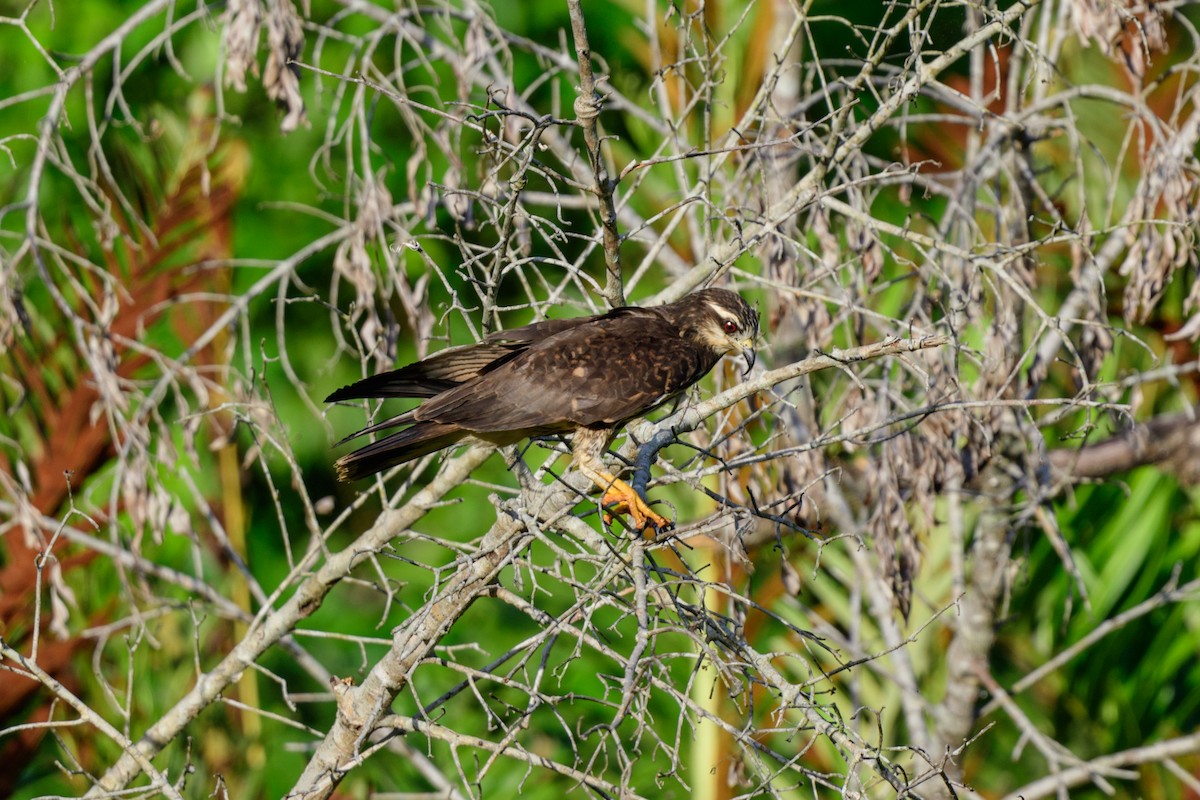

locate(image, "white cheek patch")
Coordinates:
700 325 733 350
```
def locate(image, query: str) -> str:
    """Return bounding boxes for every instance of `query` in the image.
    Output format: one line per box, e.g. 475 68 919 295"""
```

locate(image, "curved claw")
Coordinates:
601 480 672 533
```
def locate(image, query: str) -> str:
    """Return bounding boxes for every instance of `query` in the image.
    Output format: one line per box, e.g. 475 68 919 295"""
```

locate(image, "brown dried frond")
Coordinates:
224 0 308 132
0 109 244 781
1121 155 1200 325
1069 0 1168 82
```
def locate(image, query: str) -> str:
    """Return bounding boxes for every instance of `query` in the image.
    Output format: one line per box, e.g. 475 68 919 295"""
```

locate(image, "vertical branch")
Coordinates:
566 0 625 308
933 465 1018 780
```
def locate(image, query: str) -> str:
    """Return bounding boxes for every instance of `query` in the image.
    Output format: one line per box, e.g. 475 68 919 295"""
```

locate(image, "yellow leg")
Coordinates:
572 427 672 532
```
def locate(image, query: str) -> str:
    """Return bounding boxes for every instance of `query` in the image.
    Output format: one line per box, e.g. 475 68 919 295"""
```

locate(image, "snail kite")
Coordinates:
326 288 758 530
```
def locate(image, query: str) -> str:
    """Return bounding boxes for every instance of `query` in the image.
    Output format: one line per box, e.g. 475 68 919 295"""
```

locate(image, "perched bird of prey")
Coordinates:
326 288 758 530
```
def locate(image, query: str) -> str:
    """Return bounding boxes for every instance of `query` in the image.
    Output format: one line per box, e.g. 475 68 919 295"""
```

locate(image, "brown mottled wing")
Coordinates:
326 312 610 403
325 344 515 401
414 309 719 433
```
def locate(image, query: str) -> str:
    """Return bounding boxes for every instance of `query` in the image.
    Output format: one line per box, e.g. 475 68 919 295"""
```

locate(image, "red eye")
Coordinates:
722 319 739 334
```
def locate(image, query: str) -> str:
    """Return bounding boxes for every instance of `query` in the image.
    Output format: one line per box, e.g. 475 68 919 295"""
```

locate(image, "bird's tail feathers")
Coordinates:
326 370 458 402
333 410 418 447
334 423 466 482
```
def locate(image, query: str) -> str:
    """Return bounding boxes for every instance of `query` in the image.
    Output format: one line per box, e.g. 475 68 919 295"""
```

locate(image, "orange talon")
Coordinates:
601 479 672 533
573 431 674 533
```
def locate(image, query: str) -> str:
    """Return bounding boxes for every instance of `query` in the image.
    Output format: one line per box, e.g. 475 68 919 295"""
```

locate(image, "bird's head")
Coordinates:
675 288 759 373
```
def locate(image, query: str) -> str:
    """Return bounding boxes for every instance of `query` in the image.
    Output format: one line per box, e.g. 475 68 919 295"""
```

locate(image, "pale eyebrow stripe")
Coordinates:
707 302 739 321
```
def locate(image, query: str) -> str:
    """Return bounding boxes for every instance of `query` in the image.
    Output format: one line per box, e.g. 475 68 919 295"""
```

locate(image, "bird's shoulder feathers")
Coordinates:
416 309 715 432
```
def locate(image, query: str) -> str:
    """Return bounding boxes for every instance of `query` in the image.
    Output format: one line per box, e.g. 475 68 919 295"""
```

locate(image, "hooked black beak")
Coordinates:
740 338 756 375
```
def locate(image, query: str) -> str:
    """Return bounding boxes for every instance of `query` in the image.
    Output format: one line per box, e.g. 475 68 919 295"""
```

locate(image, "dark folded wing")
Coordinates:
416 311 718 433
325 342 521 402
327 307 649 403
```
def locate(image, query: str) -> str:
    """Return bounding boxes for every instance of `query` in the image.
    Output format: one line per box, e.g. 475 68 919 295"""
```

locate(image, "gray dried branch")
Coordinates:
1003 731 1200 800
85 448 492 796
1048 405 1200 484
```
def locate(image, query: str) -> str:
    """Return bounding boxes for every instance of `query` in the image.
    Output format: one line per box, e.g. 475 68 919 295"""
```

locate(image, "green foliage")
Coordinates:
4 0 1200 798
